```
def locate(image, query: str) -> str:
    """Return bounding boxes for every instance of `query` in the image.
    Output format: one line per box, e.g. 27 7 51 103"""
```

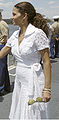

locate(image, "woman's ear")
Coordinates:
22 13 28 25
23 13 28 21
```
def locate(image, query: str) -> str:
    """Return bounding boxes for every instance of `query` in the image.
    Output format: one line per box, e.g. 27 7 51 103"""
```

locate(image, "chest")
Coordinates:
18 34 24 46
11 34 36 56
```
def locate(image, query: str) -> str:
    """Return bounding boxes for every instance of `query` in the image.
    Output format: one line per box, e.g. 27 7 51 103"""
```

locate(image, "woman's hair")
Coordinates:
33 13 49 37
14 2 49 37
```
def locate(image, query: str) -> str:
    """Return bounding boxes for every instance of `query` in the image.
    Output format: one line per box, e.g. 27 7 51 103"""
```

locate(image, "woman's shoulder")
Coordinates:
7 29 20 42
12 29 20 38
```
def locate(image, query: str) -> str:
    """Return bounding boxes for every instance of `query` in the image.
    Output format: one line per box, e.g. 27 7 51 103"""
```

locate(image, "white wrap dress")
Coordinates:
6 24 49 120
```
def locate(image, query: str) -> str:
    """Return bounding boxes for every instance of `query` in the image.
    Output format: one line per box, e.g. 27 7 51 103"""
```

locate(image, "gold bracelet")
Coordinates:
42 90 51 94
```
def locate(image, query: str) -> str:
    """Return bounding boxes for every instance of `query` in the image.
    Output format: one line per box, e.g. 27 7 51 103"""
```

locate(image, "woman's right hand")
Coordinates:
0 46 11 58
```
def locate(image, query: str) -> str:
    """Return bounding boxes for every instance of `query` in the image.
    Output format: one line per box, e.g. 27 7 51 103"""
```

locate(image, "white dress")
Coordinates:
6 24 49 120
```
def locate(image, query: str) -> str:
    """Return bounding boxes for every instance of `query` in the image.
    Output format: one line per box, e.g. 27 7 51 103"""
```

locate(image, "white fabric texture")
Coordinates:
6 24 49 120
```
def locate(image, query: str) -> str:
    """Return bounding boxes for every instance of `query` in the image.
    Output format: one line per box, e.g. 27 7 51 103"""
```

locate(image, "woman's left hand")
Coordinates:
42 91 51 102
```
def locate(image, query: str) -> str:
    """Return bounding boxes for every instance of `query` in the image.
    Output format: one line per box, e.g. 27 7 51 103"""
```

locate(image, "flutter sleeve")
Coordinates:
35 29 49 51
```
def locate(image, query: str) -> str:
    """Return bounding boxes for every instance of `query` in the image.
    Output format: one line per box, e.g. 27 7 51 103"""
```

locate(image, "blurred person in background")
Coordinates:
0 10 10 95
52 16 59 58
43 16 55 59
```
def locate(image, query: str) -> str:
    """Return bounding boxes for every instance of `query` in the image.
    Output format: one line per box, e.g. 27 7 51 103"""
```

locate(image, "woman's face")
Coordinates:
11 7 24 26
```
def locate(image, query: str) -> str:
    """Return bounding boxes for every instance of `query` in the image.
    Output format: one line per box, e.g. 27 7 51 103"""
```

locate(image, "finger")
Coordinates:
42 97 51 102
46 98 51 102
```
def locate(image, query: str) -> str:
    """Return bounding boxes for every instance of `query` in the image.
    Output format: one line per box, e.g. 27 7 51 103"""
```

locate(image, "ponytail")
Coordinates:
31 13 49 37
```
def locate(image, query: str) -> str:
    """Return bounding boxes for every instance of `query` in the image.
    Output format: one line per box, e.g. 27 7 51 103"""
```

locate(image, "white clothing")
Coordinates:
6 24 49 120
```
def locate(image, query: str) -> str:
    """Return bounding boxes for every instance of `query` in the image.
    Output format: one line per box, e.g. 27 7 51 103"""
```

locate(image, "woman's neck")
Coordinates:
20 23 28 35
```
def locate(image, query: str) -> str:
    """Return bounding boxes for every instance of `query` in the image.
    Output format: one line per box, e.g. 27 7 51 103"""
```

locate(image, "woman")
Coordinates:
0 2 51 119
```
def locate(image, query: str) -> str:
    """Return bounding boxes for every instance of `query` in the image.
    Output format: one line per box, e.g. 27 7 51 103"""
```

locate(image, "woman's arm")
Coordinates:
40 48 51 102
0 45 11 58
40 48 51 89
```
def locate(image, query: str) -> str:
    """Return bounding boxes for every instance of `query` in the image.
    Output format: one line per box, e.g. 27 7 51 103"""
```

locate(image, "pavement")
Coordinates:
0 55 59 119
48 57 59 119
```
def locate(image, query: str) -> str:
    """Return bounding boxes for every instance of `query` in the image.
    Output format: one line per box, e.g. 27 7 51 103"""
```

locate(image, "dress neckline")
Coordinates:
18 30 25 47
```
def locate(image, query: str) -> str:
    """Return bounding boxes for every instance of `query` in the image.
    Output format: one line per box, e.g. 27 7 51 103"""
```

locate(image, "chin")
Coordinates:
12 21 16 25
14 23 18 26
12 23 16 26
13 23 16 26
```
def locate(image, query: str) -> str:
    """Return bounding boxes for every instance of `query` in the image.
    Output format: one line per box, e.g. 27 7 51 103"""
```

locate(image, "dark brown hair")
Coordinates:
14 2 49 37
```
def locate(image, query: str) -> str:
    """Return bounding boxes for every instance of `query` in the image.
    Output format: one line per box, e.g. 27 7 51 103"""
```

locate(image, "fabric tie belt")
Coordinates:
28 63 42 99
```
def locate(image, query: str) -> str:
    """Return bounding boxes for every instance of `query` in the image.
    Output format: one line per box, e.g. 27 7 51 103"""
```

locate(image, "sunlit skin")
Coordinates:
11 7 28 33
11 7 24 26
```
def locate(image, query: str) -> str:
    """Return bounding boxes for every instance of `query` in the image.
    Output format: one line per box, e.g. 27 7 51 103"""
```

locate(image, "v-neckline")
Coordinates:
18 36 24 48
18 30 25 47
17 34 25 55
